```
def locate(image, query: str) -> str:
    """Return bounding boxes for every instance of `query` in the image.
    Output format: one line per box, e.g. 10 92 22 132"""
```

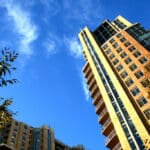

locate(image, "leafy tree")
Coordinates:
0 48 18 129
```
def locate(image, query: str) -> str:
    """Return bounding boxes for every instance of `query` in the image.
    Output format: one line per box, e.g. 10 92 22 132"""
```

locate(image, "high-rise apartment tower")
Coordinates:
79 16 150 150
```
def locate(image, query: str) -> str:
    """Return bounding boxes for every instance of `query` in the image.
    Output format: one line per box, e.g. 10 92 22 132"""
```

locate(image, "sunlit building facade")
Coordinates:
79 16 150 150
0 119 84 150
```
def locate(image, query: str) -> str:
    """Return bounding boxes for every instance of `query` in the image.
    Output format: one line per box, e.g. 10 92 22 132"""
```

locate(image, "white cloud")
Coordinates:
43 34 59 56
65 37 83 59
0 1 38 56
81 73 90 101
46 40 56 54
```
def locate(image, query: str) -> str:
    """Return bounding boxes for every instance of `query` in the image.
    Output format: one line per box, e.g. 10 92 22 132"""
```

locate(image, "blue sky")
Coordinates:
0 0 149 149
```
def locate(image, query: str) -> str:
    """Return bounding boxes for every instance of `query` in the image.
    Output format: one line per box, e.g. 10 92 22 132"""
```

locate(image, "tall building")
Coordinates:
78 16 150 150
0 119 84 150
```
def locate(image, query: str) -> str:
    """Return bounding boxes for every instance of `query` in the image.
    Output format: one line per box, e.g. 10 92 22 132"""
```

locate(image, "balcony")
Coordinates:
87 73 93 84
90 84 99 98
82 62 89 72
105 129 118 148
98 108 108 124
85 68 91 78
101 118 113 136
112 143 122 150
82 62 89 73
96 99 105 114
92 92 102 106
88 78 96 90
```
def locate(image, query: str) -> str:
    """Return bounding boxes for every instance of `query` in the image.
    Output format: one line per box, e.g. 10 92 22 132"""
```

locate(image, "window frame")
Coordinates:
144 109 150 120
129 63 138 71
137 96 147 107
134 70 144 79
130 87 140 96
124 57 132 64
120 52 127 58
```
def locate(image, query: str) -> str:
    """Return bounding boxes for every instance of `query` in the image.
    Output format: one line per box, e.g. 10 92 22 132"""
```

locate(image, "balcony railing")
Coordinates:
88 78 96 90
96 100 104 113
105 129 116 146
112 143 122 150
85 67 91 77
90 84 98 97
83 62 89 73
98 108 107 121
87 73 93 83
92 92 102 105
101 118 111 132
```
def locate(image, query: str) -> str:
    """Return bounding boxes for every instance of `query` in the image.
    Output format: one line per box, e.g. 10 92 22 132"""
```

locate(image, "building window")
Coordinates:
24 125 27 129
134 70 144 79
15 122 18 126
109 53 115 59
116 33 122 38
133 51 141 57
103 44 108 50
116 64 123 71
14 126 17 132
144 109 150 120
128 46 136 52
113 59 119 65
116 47 123 53
120 52 127 58
11 138 15 143
23 129 27 134
112 42 118 48
137 96 147 107
129 64 137 71
130 87 140 96
120 71 128 78
139 57 148 64
125 78 134 87
120 37 127 43
109 38 115 44
141 79 150 87
124 42 131 47
145 64 150 71
124 57 132 64
106 49 112 55
22 135 26 141
13 132 16 137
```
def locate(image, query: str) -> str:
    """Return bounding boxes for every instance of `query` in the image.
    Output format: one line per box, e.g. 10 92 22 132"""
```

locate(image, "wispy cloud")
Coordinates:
38 0 103 27
81 73 90 101
63 0 103 25
64 37 83 59
0 0 38 56
43 34 59 56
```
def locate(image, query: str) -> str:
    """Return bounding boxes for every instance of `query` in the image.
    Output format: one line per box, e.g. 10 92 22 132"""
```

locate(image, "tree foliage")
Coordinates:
0 48 18 87
0 48 18 129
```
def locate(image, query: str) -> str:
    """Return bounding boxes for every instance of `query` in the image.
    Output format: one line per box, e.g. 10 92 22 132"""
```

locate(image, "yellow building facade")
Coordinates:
79 16 150 150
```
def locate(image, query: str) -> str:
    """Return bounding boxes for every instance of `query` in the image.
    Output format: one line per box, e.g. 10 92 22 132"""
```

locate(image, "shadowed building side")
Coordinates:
0 119 85 150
